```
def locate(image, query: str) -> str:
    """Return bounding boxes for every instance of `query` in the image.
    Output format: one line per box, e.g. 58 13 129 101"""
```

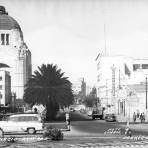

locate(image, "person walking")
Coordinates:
65 112 70 131
133 112 136 123
142 112 145 122
140 113 143 123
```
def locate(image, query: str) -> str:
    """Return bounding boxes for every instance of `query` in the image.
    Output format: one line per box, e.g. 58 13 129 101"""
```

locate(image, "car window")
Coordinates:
32 116 38 121
6 115 40 122
18 116 26 121
8 117 19 122
23 116 39 121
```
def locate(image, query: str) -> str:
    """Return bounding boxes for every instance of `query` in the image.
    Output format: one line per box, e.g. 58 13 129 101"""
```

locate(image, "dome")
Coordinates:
0 6 21 30
0 63 10 68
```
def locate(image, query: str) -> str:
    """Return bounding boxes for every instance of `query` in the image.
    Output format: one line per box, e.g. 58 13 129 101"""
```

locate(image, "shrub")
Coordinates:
43 126 63 140
6 137 16 143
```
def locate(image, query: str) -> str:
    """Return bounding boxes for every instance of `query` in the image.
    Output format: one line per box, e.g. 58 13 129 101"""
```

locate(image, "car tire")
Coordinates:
0 129 4 138
27 128 35 134
99 116 103 120
92 117 95 120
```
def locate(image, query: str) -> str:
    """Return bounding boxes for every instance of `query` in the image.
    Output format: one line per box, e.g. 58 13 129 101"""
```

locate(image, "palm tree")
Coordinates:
24 64 74 121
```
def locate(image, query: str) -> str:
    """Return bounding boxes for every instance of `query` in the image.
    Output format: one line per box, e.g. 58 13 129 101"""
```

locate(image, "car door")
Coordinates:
17 116 28 132
4 116 19 133
17 116 38 132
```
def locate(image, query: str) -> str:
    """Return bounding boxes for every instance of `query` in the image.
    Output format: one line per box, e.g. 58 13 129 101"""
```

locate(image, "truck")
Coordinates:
92 107 104 120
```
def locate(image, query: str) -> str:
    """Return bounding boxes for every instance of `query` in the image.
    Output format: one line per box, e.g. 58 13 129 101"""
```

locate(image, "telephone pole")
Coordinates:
146 77 147 110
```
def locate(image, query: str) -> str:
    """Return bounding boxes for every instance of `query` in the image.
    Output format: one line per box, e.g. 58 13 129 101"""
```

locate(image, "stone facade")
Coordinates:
0 6 32 104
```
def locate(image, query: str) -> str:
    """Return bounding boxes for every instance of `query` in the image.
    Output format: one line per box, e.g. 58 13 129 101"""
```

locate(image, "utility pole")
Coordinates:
146 77 147 110
106 79 108 106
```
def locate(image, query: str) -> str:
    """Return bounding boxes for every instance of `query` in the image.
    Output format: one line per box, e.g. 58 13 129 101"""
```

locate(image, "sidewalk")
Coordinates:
116 114 148 123
120 123 148 132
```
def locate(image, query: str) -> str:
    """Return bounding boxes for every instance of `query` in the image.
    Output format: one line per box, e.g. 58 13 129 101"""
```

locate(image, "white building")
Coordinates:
96 54 148 118
86 85 92 96
0 70 11 106
0 6 32 103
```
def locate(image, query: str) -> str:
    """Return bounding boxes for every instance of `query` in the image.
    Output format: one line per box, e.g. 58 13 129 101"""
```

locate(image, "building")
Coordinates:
72 78 86 104
86 85 92 96
96 54 148 119
0 6 32 105
0 70 11 106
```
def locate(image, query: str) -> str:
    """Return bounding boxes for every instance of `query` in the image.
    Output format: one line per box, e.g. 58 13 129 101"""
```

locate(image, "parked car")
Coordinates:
0 113 44 137
87 110 92 116
69 107 75 112
104 113 116 122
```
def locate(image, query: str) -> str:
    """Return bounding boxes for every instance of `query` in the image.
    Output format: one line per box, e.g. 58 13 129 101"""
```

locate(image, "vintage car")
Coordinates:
104 113 116 122
0 113 44 136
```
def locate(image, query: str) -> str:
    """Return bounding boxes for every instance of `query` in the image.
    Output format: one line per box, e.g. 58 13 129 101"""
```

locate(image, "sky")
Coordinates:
1 0 148 86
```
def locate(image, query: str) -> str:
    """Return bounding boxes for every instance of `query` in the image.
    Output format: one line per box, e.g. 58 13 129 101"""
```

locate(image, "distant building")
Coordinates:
96 55 148 119
86 85 92 96
72 78 86 104
0 6 32 104
0 70 11 106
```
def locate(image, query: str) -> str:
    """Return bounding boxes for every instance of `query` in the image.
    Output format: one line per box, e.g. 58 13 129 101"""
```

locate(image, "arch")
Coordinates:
0 63 10 68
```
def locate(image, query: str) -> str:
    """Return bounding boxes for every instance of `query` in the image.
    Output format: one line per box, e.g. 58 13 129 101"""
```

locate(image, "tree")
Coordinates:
83 87 99 108
24 64 74 121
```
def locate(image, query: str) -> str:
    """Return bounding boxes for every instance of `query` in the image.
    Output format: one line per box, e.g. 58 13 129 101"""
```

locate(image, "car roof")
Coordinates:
9 113 40 117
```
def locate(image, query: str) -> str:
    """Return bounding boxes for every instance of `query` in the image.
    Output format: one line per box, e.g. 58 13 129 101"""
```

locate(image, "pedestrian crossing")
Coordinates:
66 140 148 148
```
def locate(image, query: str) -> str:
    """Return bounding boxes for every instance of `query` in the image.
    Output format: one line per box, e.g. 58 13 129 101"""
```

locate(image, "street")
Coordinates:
1 111 148 147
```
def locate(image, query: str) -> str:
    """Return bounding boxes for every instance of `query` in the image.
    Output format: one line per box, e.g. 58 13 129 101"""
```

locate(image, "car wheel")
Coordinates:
0 129 4 138
27 128 35 134
100 116 103 120
92 117 95 120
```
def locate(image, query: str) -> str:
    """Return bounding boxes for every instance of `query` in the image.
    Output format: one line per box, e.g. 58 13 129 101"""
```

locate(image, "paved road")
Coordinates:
68 111 148 136
2 136 148 148
1 111 148 147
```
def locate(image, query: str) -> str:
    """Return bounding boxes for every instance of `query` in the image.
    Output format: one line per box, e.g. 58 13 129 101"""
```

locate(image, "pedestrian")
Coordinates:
133 112 136 123
34 108 38 113
142 112 145 122
65 112 70 131
140 113 143 123
137 112 140 118
125 127 132 137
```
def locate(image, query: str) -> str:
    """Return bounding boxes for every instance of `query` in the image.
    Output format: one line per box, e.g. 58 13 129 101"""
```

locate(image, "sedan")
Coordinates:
105 114 116 122
0 113 44 137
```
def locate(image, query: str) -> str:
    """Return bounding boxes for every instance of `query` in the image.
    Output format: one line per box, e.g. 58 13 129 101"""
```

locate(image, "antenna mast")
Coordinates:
104 24 107 56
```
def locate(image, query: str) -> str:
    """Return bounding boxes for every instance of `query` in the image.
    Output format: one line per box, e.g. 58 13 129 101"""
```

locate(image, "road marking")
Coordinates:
82 136 123 139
